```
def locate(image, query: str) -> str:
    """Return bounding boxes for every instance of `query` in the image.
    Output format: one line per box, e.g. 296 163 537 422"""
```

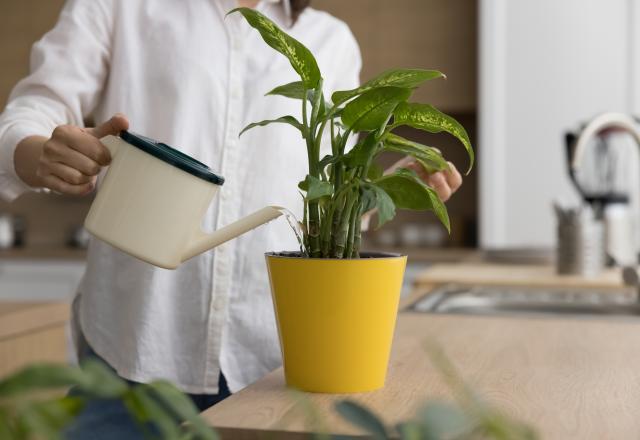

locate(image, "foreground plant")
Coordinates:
0 360 217 440
230 8 474 258
334 343 537 440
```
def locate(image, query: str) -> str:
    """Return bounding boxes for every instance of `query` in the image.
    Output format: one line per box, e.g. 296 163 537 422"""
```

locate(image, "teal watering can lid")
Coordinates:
120 130 225 185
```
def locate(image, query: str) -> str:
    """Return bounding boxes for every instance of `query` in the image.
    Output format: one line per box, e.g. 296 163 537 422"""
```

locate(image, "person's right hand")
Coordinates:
36 114 129 195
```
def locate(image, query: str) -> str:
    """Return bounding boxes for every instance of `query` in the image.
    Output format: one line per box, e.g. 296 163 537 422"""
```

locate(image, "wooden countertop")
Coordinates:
203 263 639 439
413 263 624 289
203 312 640 439
0 302 70 340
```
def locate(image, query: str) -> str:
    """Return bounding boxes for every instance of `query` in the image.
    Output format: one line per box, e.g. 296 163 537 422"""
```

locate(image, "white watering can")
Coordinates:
84 131 283 269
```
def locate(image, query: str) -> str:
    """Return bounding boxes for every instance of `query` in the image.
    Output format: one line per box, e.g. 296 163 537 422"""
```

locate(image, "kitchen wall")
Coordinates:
480 0 640 249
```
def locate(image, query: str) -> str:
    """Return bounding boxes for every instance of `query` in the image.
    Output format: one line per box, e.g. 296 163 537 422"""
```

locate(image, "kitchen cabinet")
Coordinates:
318 0 477 113
480 0 640 249
0 260 85 302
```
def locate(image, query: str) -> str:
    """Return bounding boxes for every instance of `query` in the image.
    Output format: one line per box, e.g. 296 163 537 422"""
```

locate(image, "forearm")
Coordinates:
14 135 46 188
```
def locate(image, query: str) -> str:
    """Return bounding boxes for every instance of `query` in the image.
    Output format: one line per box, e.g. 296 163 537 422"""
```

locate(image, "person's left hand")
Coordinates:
386 156 463 202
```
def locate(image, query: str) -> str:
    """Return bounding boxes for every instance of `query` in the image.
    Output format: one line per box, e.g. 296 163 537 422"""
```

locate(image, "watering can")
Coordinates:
84 131 283 269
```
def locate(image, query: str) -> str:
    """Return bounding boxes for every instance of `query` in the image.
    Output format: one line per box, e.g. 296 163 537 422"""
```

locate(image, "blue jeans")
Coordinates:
64 344 231 440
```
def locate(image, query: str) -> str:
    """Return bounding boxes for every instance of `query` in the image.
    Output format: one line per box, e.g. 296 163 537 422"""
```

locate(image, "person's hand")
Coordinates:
36 114 129 195
386 156 463 202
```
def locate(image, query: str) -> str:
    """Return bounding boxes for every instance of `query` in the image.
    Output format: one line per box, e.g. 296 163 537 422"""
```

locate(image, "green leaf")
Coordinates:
341 87 411 132
367 184 396 229
26 397 85 435
229 8 320 88
335 400 388 439
265 81 329 120
266 81 307 100
393 102 474 172
345 132 378 167
79 359 128 398
0 364 86 397
129 387 182 440
332 69 445 104
147 380 219 440
418 401 472 439
367 163 384 181
396 421 424 440
239 116 303 137
374 168 450 232
299 175 332 201
383 133 448 173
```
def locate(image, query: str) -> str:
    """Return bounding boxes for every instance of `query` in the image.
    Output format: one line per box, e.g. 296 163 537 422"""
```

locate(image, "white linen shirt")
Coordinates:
0 0 361 394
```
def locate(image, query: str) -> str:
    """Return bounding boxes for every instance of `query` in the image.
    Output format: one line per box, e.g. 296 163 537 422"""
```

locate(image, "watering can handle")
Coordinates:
182 206 284 262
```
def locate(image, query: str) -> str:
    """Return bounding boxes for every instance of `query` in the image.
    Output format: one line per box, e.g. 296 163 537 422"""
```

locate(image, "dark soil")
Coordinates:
266 251 403 259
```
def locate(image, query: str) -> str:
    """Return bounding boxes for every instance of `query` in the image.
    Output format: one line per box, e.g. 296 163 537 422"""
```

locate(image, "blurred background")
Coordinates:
2 0 640 373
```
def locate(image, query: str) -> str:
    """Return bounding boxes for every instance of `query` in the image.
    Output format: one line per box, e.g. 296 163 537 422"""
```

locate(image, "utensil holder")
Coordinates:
557 214 605 277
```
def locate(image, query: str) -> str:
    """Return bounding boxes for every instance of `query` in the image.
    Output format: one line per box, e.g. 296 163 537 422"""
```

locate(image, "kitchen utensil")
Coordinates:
555 204 605 277
565 113 640 265
0 214 15 249
85 131 283 269
604 196 636 266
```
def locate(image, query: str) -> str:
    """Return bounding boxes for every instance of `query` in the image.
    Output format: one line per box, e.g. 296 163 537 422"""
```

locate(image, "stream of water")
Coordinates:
273 206 307 256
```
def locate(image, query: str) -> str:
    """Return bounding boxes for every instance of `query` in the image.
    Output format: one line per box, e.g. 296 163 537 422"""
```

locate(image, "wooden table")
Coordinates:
0 302 70 376
203 264 639 439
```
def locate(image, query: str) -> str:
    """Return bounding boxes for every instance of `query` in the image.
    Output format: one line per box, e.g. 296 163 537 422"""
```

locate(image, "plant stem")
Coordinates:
333 190 356 258
345 194 360 258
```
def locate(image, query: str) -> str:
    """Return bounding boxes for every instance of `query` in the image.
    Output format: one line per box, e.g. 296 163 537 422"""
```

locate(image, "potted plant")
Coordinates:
231 8 473 393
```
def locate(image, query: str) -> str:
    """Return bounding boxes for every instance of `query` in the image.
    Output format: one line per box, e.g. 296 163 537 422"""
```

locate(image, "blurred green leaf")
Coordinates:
0 364 86 397
393 102 474 172
335 400 388 439
342 87 410 132
239 116 304 137
229 8 320 88
374 169 450 232
79 359 128 398
332 69 445 104
396 421 424 440
147 380 219 440
130 387 181 440
419 401 472 439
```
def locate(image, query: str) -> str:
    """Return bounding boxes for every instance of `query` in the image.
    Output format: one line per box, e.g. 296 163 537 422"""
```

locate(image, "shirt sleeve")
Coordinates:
0 0 113 201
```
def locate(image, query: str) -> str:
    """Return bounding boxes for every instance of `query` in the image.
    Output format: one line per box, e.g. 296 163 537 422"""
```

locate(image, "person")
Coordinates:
0 0 463 437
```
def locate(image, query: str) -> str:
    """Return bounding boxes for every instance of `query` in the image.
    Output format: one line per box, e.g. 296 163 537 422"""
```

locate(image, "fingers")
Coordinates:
88 113 129 139
427 172 452 202
44 162 94 185
51 125 111 166
395 158 463 202
39 174 95 196
43 138 102 175
444 161 463 193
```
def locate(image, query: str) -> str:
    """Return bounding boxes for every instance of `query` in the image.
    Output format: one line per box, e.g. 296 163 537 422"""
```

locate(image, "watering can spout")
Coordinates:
182 206 283 262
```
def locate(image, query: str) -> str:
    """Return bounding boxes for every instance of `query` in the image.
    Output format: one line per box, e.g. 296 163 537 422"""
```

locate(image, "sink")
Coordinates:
410 284 640 318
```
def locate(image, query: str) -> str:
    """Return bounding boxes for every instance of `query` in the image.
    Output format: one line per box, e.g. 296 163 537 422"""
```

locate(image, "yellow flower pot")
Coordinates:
266 252 407 393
